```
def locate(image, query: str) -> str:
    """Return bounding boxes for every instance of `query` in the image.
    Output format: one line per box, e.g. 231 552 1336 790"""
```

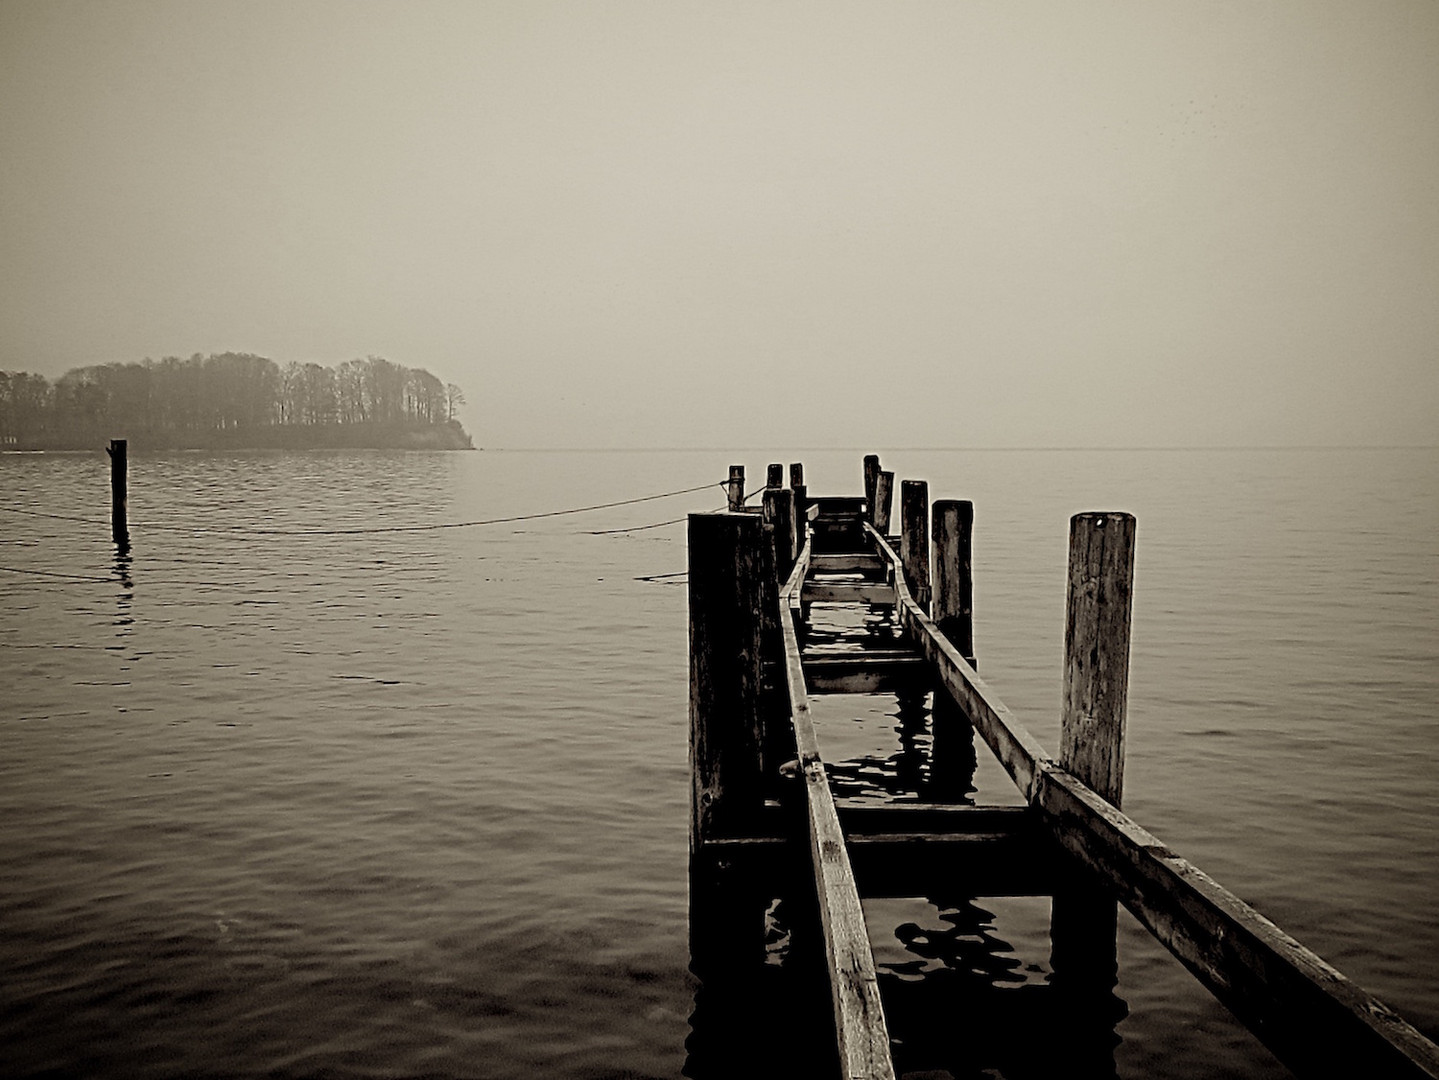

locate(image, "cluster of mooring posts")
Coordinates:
687 456 1439 1079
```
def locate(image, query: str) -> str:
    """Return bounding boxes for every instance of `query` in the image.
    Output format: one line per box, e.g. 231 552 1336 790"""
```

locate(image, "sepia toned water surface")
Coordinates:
1 447 1435 1078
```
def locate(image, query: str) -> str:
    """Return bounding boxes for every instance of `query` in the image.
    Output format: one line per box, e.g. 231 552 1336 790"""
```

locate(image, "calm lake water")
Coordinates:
1 447 1435 1078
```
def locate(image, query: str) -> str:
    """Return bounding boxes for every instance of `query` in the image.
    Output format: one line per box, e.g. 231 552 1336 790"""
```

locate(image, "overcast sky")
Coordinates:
1 1 1435 448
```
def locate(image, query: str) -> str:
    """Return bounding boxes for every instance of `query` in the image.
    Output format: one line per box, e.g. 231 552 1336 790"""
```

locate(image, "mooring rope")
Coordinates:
0 564 117 582
0 480 727 537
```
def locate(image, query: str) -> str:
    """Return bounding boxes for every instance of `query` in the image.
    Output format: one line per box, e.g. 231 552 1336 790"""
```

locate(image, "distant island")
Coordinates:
0 353 474 451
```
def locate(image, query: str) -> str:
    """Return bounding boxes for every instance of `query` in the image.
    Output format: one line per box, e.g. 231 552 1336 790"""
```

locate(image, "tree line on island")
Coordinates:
0 353 473 450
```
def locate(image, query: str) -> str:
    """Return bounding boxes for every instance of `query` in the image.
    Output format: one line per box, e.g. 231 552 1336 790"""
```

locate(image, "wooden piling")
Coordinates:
872 471 894 534
688 512 766 852
1059 512 1136 806
899 480 930 610
727 465 745 512
1051 511 1135 1016
863 455 880 523
106 439 129 550
932 500 974 665
789 463 808 546
767 463 784 489
764 487 797 585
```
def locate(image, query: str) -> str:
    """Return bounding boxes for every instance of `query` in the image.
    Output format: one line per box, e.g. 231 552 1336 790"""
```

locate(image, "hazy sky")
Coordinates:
2 1 1435 448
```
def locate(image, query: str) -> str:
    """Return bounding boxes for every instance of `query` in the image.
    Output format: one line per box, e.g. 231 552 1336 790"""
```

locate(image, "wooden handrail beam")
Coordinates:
862 521 1439 1079
779 536 896 1080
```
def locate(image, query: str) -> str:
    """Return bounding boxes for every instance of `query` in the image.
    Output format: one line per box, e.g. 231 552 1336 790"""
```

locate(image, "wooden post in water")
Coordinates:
688 512 766 853
726 465 745 511
766 463 784 489
899 480 930 610
763 486 796 585
872 471 894 534
932 499 974 665
1050 510 1136 1049
863 455 880 523
930 497 977 801
1059 511 1136 805
789 462 807 547
106 439 129 551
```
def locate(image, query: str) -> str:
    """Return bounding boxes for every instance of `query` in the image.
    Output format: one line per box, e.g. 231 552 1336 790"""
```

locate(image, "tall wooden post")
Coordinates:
899 480 930 609
1050 511 1136 1053
726 465 745 511
930 497 977 801
932 500 974 665
763 487 796 585
863 455 880 523
872 471 894 534
689 512 766 853
106 439 129 551
1059 511 1136 806
766 463 783 489
789 463 807 547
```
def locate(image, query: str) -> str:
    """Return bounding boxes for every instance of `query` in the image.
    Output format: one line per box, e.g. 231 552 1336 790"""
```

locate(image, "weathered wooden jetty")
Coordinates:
687 456 1439 1079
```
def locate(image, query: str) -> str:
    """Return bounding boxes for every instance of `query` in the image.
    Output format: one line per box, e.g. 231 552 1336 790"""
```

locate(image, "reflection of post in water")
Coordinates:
928 689 977 803
893 688 928 794
1048 512 1137 1076
112 547 134 632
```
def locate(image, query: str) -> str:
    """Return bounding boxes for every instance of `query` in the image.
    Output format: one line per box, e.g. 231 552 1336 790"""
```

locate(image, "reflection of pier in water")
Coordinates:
686 457 1439 1080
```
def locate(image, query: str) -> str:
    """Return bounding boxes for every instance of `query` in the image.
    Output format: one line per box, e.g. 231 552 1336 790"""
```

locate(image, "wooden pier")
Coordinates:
687 456 1439 1079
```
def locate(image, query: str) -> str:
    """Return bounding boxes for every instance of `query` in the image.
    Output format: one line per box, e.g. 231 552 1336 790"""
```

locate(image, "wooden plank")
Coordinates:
804 654 932 694
812 553 884 573
835 801 1032 836
779 535 895 1080
863 521 1439 1079
801 647 919 661
699 829 1062 899
803 581 895 605
811 496 867 515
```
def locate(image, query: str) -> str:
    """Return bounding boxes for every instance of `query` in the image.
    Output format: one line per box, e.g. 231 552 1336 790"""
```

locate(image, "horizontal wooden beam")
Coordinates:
863 522 1439 1079
780 536 896 1080
810 496 867 515
702 801 1061 896
835 801 1032 836
811 553 885 573
803 581 896 604
804 654 933 694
